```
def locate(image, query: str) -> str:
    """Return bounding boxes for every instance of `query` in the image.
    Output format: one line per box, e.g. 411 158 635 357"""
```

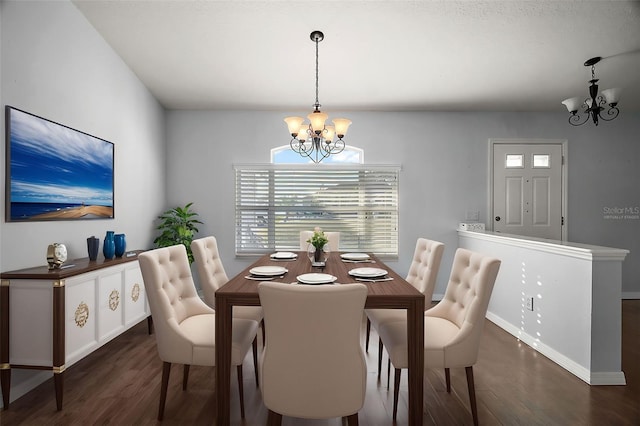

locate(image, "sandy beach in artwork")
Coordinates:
30 205 113 220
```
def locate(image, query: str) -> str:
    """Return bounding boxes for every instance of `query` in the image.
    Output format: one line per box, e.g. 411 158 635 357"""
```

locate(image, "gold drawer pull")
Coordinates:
75 302 89 328
131 283 140 302
109 290 120 311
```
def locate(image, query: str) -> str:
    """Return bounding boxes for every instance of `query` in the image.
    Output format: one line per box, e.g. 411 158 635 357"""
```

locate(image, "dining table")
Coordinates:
214 251 425 425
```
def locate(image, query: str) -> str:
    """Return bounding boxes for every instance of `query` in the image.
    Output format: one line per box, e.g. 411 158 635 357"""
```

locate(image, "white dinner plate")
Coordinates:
249 265 288 276
340 252 370 261
348 267 388 278
296 273 337 284
270 251 298 259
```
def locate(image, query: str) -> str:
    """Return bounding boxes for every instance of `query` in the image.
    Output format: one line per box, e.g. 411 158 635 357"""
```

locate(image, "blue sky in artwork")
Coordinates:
9 109 114 206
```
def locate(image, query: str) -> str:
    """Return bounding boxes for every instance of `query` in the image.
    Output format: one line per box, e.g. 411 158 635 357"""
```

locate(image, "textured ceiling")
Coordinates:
72 0 640 112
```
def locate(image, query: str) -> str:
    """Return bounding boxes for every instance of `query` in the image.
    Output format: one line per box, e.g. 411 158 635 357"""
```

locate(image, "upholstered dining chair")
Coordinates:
191 236 265 349
365 238 444 377
299 230 340 252
376 248 501 424
258 282 368 425
138 244 259 420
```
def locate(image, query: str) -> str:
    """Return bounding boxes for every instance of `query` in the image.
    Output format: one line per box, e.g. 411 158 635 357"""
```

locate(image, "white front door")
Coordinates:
492 143 564 240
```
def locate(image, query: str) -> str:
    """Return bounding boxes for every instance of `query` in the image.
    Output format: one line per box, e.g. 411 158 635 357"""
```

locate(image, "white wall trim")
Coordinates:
458 230 629 261
486 312 626 386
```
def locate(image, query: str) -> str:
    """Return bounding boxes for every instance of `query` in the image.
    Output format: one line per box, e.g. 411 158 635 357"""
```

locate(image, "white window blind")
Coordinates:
234 164 399 257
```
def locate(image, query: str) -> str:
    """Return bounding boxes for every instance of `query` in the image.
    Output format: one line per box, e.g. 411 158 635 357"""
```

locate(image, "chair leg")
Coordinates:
465 366 479 426
393 368 401 420
237 365 245 418
345 413 359 425
365 318 371 352
377 338 384 380
182 364 190 390
252 336 259 387
267 409 283 425
445 367 451 392
158 362 171 421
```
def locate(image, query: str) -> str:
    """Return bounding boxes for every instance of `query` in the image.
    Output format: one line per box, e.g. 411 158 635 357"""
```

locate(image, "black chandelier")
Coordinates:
562 57 621 126
284 31 351 163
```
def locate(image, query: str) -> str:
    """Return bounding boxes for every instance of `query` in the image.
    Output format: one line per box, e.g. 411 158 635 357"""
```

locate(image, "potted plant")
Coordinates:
153 202 203 264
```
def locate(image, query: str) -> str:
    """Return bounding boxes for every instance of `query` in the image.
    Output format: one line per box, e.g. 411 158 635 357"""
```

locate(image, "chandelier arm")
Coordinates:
568 112 589 126
598 105 620 122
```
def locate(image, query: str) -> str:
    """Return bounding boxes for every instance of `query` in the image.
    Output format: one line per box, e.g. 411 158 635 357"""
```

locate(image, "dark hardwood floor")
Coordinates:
1 300 638 425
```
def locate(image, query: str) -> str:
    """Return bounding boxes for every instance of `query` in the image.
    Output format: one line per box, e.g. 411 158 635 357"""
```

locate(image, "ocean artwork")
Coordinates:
6 107 114 221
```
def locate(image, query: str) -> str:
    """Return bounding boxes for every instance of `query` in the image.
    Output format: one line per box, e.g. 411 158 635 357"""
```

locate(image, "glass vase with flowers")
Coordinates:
307 227 330 266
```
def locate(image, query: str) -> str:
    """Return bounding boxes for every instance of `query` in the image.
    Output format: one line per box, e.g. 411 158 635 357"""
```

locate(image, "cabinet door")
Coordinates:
66 275 98 366
124 263 148 326
10 280 54 366
98 269 125 342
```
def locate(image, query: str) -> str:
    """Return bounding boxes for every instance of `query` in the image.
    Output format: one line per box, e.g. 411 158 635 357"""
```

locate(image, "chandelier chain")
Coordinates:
315 35 320 110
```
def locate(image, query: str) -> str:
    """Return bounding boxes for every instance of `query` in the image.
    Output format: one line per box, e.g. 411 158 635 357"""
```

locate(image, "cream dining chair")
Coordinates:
138 244 259 420
377 248 501 424
299 230 340 252
191 236 265 348
365 238 444 377
258 282 368 425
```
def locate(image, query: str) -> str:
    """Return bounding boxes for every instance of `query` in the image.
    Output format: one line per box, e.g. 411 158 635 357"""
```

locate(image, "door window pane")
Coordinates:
505 154 524 168
533 154 550 168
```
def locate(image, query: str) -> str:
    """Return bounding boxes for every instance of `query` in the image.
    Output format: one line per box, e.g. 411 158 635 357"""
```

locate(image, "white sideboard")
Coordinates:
458 230 629 385
0 251 151 410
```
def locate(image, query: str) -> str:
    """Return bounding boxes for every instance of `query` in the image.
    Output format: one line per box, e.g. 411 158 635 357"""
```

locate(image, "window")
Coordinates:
505 154 524 168
271 145 364 164
533 154 550 168
234 164 399 257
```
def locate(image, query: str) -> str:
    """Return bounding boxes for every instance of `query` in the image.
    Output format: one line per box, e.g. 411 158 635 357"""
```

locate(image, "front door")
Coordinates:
492 142 564 240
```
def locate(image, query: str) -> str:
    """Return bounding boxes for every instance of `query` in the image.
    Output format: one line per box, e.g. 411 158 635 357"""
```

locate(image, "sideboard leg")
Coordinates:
1 369 10 409
54 371 64 411
147 316 154 335
1 281 10 410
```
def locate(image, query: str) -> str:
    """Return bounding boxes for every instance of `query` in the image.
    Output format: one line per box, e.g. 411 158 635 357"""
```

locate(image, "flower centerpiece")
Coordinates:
307 227 329 263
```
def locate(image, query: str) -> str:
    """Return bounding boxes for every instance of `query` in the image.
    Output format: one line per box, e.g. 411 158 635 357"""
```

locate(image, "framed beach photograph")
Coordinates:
5 106 114 222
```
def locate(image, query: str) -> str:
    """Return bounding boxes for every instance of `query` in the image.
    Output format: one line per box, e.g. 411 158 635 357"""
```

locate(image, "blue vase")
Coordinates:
103 231 115 260
114 234 126 257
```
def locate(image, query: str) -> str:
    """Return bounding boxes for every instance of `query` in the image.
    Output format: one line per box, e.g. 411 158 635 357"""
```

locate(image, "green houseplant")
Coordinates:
153 202 203 264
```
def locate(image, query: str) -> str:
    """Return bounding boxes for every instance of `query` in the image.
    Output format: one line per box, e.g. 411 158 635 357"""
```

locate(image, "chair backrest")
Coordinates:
258 282 367 419
299 230 340 252
139 244 216 363
425 248 501 364
405 238 444 306
191 236 229 308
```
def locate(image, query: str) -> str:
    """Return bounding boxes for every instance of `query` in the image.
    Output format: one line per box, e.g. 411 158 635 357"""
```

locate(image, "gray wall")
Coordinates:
166 110 640 297
1 0 166 270
0 0 166 405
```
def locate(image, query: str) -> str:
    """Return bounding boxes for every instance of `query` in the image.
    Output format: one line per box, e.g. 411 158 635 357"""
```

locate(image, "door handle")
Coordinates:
495 216 501 222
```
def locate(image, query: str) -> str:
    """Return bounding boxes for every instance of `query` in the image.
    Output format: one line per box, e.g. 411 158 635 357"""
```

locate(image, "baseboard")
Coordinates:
485 311 626 386
622 291 640 300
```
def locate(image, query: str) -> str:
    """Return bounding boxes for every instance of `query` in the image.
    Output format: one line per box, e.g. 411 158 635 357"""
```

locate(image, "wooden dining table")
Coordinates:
215 252 425 425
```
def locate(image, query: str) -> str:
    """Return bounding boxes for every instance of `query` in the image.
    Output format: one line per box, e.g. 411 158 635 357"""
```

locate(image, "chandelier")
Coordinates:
561 56 621 126
284 31 352 163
